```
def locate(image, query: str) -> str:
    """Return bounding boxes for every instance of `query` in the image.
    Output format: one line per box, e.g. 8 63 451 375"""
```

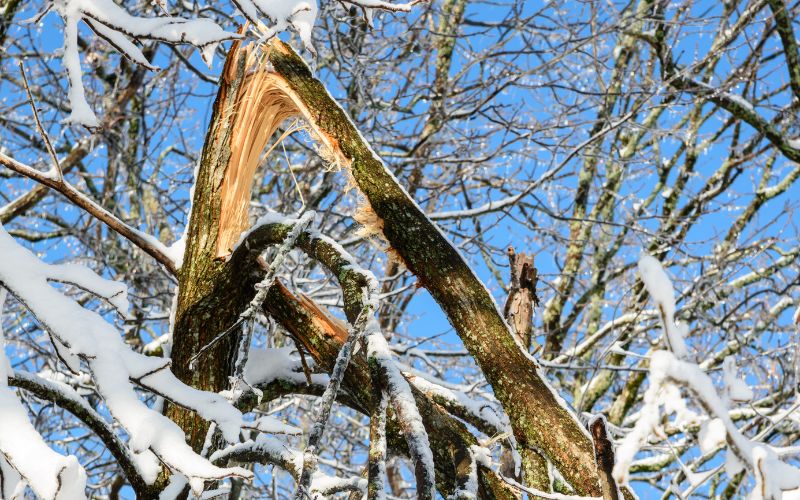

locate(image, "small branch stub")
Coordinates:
503 246 538 351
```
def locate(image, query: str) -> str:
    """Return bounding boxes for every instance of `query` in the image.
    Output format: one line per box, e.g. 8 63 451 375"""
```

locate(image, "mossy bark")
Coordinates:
262 281 517 499
265 39 603 496
167 42 263 452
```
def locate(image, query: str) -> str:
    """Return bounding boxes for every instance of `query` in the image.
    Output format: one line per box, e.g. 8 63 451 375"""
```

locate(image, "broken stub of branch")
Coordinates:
503 246 538 350
589 415 621 500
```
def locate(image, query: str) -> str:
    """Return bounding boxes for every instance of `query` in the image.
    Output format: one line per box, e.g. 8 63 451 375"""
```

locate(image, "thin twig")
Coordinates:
295 302 373 499
0 152 178 275
18 61 62 182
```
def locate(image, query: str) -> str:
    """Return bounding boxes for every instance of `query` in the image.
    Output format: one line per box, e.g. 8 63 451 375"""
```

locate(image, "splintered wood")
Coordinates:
216 41 351 258
216 46 299 257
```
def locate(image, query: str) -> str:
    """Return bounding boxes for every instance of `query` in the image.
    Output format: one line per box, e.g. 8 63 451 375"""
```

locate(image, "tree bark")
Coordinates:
167 39 261 452
264 39 603 496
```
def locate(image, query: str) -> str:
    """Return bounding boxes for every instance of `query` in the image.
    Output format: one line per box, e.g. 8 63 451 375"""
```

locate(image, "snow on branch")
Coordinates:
613 256 800 499
7 369 154 497
0 388 87 499
42 0 429 126
0 289 86 499
232 0 317 54
50 0 240 127
637 255 688 358
237 215 436 497
0 224 252 494
366 322 436 498
211 434 366 498
0 289 87 499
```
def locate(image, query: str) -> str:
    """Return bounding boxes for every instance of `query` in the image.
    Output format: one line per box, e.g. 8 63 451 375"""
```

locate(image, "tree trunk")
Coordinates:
167 39 262 452
168 37 606 497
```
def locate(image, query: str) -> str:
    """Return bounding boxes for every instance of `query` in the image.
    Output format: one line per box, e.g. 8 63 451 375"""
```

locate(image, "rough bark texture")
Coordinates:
503 247 538 352
264 39 602 496
262 281 517 499
167 40 264 451
590 417 620 500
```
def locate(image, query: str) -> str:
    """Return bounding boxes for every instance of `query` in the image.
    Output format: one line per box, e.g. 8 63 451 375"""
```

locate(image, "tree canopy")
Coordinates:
1 0 800 498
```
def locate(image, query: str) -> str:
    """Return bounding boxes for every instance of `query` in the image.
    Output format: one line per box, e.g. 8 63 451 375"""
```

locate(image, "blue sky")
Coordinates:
2 0 800 497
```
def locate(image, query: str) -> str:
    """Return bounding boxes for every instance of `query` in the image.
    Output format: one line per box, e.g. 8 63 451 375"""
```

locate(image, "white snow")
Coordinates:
46 262 130 315
638 255 687 357
698 418 726 454
0 224 252 491
51 0 240 126
251 415 302 435
723 356 753 402
0 287 8 386
724 93 755 114
406 372 506 434
795 303 800 329
244 346 324 386
614 258 800 496
615 350 800 495
0 388 88 499
164 235 187 269
249 0 318 55
61 14 99 127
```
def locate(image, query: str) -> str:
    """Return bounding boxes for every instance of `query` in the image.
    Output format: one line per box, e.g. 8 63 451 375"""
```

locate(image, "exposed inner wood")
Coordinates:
216 44 350 258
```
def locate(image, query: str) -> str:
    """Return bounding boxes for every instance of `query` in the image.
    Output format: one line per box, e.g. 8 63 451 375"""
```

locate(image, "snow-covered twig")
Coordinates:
211 435 366 498
637 255 687 358
0 383 87 499
367 387 388 500
0 224 252 495
496 474 602 500
613 256 800 499
405 373 506 437
232 211 314 382
366 327 436 498
337 0 424 29
0 152 179 274
236 0 317 55
0 289 87 499
50 0 240 127
8 370 152 496
295 300 373 499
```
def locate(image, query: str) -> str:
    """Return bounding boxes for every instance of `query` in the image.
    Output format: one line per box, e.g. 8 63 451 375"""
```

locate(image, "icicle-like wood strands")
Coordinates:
217 46 298 257
216 44 352 257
